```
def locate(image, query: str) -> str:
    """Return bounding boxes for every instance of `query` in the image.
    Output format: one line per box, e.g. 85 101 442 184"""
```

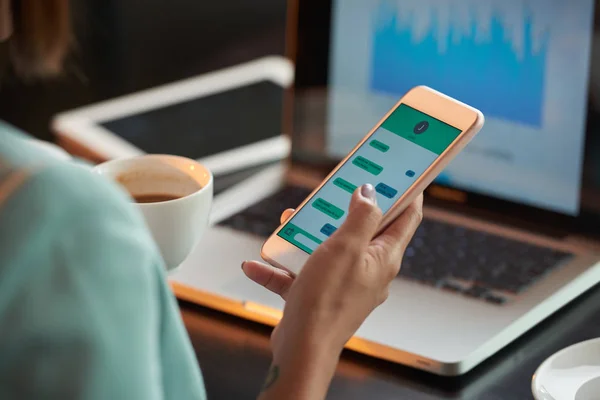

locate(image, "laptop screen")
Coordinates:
324 0 595 217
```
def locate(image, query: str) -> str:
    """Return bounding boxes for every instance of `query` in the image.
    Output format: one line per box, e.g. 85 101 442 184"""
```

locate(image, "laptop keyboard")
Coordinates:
218 186 573 305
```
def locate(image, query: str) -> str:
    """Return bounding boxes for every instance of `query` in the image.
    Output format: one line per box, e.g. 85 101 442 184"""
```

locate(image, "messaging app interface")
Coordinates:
279 104 461 254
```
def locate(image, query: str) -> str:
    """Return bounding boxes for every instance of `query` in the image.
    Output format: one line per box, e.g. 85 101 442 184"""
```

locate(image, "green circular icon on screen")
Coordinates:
414 121 429 134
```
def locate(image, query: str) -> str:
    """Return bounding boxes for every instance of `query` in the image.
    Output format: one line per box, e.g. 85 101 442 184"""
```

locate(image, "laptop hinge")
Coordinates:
565 235 600 252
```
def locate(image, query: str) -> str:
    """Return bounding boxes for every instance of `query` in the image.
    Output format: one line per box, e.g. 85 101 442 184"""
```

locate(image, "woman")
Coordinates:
0 1 423 399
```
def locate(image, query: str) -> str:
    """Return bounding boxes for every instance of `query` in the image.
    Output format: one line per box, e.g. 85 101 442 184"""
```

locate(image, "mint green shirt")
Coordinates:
0 123 206 399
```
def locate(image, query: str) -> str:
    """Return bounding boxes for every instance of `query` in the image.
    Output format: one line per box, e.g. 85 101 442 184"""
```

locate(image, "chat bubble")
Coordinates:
333 177 357 194
320 223 337 237
352 156 383 176
369 140 389 153
312 198 345 220
375 182 398 199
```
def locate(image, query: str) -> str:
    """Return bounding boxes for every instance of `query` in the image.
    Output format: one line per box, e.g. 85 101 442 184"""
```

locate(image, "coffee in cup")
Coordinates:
93 155 213 271
133 194 181 203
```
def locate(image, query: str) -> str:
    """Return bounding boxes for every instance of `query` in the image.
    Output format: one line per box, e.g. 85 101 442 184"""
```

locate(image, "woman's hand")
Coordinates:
240 207 296 301
242 184 423 400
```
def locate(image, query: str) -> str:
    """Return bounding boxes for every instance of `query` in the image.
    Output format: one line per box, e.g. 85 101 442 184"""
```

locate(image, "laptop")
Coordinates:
170 0 600 376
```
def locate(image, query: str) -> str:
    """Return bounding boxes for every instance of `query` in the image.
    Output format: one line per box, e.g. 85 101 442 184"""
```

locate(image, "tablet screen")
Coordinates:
100 81 283 159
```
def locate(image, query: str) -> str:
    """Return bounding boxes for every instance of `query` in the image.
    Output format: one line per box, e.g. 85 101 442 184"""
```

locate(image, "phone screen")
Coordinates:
278 104 462 254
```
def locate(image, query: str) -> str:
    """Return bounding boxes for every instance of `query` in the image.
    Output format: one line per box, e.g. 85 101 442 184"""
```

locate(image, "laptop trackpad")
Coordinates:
170 225 285 310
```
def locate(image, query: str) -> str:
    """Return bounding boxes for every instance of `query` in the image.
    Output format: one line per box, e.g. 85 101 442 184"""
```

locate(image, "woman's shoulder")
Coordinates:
0 159 164 277
0 121 73 167
0 127 163 274
0 125 137 229
22 161 139 223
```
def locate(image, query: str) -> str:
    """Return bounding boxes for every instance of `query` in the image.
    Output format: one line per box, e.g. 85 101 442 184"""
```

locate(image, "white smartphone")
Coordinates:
261 86 484 275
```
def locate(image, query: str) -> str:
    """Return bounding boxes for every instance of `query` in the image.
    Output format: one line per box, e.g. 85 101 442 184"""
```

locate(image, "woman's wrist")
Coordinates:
273 320 345 365
274 330 342 366
260 329 342 400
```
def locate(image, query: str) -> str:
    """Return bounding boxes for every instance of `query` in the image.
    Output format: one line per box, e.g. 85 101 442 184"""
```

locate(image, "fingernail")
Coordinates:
360 184 376 203
241 261 246 271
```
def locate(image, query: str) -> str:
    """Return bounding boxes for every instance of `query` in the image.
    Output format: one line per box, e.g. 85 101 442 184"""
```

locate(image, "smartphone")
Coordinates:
261 86 484 275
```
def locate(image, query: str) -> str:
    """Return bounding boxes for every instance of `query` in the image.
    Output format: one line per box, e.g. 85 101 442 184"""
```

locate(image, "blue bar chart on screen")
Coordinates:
371 1 547 127
327 0 594 215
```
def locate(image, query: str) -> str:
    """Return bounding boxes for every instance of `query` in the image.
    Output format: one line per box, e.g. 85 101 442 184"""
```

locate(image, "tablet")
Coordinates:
52 57 294 176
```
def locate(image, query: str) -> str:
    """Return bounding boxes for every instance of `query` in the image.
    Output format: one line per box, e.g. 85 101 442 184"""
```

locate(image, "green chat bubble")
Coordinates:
333 177 357 194
369 140 389 152
352 156 383 176
312 198 345 220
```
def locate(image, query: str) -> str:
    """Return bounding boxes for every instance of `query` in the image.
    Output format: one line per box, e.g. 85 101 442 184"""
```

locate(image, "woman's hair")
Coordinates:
10 0 70 78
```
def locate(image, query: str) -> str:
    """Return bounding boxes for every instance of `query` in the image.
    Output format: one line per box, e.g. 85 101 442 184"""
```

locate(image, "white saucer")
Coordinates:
532 338 600 400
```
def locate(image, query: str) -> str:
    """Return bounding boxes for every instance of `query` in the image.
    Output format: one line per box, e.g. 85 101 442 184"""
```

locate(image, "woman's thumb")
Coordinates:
333 184 382 244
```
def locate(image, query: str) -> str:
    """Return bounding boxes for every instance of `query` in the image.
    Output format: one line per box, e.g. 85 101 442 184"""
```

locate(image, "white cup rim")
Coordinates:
93 154 213 206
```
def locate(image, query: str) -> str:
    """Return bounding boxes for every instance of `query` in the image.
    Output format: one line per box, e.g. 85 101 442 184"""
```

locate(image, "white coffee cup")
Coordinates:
93 155 213 271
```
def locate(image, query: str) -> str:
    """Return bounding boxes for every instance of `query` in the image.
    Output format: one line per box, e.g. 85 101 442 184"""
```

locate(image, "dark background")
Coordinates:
0 0 287 141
